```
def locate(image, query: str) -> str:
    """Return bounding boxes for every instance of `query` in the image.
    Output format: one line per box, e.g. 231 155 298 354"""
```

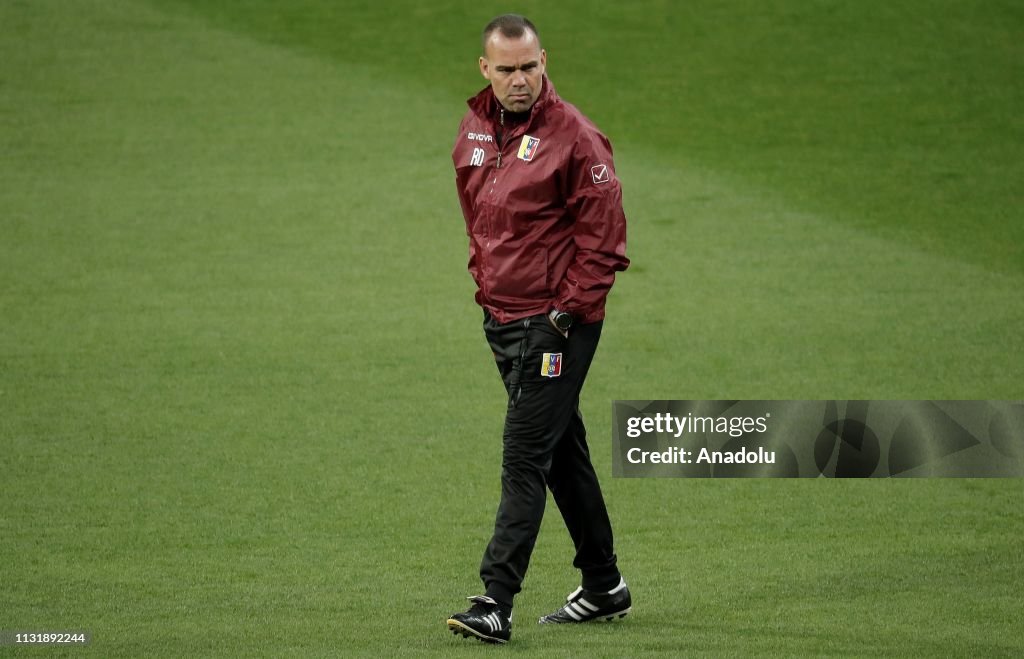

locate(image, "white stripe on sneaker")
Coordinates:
577 598 599 612
565 605 589 622
607 578 627 595
566 586 584 602
564 604 584 621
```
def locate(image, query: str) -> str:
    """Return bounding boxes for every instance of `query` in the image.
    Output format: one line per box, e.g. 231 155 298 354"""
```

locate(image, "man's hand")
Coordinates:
547 309 571 338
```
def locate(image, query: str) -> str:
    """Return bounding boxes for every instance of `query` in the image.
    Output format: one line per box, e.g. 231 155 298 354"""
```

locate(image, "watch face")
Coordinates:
555 313 572 330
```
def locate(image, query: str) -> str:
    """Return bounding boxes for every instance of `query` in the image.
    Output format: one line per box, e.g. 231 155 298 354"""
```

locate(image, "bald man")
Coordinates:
447 14 632 645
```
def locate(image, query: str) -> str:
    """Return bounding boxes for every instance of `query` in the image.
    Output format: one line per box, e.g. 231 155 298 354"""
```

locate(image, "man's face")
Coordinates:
479 30 546 113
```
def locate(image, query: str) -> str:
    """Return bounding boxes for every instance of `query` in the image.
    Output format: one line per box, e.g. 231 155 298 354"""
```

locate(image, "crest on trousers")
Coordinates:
517 135 540 162
540 353 562 378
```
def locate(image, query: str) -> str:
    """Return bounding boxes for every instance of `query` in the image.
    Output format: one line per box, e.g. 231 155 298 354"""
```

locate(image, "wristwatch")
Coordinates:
549 308 573 332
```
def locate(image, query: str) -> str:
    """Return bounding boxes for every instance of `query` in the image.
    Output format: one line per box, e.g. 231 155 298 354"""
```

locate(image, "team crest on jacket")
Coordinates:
517 135 540 162
540 352 562 377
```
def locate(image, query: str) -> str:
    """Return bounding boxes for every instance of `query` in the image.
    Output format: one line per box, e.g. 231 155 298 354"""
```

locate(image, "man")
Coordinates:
446 14 632 645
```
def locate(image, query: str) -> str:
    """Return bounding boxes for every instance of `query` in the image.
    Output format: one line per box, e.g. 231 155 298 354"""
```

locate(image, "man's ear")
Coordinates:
479 56 490 81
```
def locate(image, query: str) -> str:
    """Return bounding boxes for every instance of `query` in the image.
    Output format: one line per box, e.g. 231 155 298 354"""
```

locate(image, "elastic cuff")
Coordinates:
484 584 514 612
581 570 622 594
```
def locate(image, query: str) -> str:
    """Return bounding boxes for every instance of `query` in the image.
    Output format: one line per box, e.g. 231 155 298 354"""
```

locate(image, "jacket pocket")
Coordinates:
487 243 550 301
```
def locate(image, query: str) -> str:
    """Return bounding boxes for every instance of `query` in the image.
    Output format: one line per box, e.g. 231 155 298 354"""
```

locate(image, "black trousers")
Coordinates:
480 311 620 607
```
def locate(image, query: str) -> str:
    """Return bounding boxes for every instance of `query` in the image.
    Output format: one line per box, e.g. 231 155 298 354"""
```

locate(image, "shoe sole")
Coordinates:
538 606 632 624
446 618 508 644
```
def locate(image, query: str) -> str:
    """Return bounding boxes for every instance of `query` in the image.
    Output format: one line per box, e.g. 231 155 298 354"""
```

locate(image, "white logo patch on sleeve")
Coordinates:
591 164 610 184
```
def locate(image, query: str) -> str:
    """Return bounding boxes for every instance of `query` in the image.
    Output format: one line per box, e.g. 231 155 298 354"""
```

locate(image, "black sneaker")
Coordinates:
538 578 632 624
447 595 511 644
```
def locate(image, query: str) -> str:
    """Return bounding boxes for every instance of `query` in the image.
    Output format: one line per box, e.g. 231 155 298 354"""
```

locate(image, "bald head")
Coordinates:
482 14 541 54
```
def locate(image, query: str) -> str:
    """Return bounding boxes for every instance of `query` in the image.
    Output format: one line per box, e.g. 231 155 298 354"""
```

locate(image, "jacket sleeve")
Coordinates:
456 175 479 285
453 117 480 286
554 128 630 323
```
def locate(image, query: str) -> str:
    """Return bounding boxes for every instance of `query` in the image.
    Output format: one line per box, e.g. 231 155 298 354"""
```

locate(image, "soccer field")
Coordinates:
2 0 1022 655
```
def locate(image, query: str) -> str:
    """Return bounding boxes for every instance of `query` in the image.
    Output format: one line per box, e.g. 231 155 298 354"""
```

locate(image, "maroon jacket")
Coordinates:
453 77 629 324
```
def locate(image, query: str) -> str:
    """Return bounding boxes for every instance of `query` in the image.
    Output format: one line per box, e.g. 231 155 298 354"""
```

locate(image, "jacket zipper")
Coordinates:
479 107 512 300
485 108 505 244
482 108 506 303
496 108 505 169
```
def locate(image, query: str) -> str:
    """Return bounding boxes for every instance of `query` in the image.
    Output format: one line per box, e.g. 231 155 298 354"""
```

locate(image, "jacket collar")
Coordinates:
466 76 558 122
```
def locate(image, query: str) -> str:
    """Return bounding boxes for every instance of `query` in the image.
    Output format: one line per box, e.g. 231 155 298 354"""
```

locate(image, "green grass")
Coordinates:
1 0 1022 656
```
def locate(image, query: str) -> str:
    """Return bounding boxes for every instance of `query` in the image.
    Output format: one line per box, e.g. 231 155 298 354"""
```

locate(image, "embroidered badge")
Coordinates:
517 135 540 162
591 164 610 184
540 352 562 378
